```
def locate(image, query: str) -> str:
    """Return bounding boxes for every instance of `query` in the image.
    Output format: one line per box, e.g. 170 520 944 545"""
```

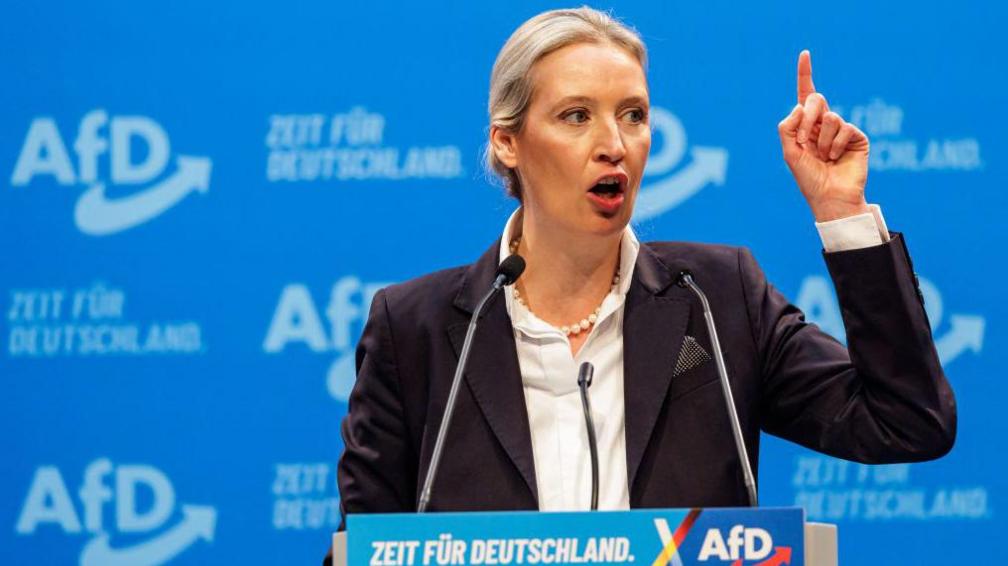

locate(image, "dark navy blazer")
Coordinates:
326 234 956 563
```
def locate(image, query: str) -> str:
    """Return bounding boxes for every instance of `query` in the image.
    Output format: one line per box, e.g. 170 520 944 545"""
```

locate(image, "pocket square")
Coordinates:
673 335 712 377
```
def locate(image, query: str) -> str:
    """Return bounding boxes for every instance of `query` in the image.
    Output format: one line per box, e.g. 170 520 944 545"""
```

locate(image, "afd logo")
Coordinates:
15 458 216 565
10 110 212 235
263 277 392 401
652 513 791 566
796 274 984 366
696 526 792 566
633 107 728 221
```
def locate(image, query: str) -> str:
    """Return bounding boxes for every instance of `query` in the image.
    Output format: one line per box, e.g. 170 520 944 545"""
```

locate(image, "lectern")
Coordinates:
331 507 837 565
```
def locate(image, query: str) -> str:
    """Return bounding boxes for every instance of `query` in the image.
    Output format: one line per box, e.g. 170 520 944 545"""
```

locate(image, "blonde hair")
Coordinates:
485 6 648 200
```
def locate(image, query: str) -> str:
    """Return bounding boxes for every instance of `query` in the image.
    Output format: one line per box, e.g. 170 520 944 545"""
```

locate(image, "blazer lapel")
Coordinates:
448 241 538 503
623 243 691 494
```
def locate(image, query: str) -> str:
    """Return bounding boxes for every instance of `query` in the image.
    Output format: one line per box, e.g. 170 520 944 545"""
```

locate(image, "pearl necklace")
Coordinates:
509 237 620 337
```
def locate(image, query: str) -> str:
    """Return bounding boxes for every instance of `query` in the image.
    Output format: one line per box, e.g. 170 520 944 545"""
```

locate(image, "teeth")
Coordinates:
598 177 619 185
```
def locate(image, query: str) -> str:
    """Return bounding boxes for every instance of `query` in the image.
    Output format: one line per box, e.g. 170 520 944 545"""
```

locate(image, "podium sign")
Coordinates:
347 507 804 565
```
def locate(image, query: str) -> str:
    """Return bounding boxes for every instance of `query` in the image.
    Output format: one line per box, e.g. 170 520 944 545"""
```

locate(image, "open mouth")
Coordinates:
586 173 628 213
588 172 627 196
588 180 624 198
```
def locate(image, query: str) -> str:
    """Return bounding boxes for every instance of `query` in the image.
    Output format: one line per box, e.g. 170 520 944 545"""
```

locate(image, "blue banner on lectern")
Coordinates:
1 1 1002 565
348 508 804 566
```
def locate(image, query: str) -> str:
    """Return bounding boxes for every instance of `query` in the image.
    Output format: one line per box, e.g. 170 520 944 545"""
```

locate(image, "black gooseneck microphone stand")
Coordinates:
417 255 526 513
678 270 758 507
577 361 599 511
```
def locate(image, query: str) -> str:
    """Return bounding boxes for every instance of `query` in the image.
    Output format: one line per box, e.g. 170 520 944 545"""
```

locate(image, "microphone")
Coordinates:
577 362 600 511
417 254 526 512
495 254 526 288
677 270 758 507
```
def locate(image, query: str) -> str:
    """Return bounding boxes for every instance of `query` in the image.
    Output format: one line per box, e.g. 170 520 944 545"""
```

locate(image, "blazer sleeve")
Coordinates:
743 233 957 463
336 288 417 525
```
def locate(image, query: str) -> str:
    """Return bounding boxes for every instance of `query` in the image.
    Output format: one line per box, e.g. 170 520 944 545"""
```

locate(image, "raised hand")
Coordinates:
778 50 871 222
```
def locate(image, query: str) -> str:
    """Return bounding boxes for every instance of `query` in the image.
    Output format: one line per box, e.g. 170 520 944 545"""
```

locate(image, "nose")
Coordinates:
593 117 626 164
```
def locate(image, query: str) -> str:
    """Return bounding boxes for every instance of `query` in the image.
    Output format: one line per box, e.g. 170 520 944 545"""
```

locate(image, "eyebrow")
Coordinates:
551 95 649 111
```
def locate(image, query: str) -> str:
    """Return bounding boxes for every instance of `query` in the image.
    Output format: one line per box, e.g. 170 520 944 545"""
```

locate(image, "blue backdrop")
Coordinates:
2 1 1001 564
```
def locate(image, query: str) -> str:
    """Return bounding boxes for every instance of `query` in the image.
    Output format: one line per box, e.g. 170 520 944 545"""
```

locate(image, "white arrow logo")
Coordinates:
935 315 985 365
79 505 216 566
633 146 728 221
74 155 212 235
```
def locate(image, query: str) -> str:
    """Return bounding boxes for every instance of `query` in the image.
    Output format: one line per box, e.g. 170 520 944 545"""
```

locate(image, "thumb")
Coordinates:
777 104 803 162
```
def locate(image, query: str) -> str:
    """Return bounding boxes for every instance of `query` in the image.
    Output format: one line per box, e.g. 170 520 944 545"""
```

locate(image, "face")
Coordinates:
493 41 651 239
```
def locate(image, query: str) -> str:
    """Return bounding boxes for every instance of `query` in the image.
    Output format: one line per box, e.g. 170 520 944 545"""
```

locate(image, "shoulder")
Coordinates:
376 261 465 306
637 240 768 300
641 240 753 275
374 264 468 318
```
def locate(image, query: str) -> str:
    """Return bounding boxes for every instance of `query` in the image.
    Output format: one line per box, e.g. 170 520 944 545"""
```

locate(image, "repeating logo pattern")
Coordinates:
836 99 982 172
263 277 392 401
15 459 216 565
634 107 728 221
795 274 984 366
10 110 211 235
5 282 204 358
3 4 997 565
265 108 463 182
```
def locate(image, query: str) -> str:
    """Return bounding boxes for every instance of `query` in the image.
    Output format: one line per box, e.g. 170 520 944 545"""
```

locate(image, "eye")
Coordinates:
561 109 589 124
624 108 648 124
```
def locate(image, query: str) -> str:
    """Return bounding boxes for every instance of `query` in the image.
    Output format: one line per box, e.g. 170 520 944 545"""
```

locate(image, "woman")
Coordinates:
336 5 955 530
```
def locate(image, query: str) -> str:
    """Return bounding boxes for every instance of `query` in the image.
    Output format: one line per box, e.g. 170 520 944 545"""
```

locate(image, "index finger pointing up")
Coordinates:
797 49 816 104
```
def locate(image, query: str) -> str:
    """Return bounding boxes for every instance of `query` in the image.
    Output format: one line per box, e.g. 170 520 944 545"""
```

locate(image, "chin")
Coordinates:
586 212 631 237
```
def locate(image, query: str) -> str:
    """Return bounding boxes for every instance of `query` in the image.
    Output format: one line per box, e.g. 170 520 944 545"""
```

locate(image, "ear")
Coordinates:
490 125 519 169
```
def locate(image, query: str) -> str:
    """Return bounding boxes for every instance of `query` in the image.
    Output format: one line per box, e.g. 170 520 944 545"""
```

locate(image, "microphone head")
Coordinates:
497 254 526 286
577 361 594 388
676 270 694 288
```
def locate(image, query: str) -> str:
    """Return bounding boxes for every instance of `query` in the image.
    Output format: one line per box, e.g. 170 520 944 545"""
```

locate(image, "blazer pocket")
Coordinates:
668 335 717 400
673 335 711 376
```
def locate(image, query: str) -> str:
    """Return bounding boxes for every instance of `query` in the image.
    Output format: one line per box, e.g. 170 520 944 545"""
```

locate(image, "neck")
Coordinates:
511 209 623 327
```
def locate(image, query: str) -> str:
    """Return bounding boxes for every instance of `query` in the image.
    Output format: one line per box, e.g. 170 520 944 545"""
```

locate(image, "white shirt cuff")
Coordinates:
815 204 891 252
